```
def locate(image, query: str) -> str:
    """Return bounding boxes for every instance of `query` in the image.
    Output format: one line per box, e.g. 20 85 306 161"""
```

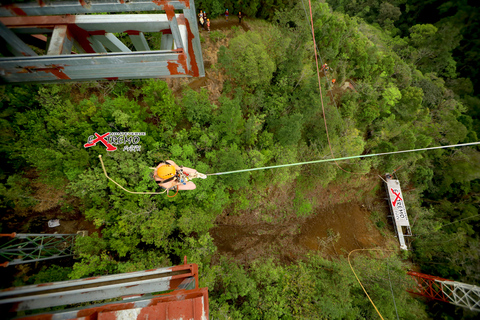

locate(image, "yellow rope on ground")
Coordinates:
348 248 395 320
98 155 167 195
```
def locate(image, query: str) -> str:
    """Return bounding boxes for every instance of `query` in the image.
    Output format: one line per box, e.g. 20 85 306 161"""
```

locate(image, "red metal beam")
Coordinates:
0 15 76 29
0 1 205 82
0 15 98 53
1 260 199 312
407 271 450 303
0 233 16 237
16 288 209 320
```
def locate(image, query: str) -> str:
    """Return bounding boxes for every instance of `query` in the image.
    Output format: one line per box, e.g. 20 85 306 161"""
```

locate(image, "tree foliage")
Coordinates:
1 1 479 319
218 31 275 89
210 254 427 319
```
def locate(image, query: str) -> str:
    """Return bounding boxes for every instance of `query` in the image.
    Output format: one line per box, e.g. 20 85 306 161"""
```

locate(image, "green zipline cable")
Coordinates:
206 141 480 176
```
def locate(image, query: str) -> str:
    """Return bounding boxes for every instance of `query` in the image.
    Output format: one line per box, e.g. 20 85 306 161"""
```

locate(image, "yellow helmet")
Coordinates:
157 164 176 180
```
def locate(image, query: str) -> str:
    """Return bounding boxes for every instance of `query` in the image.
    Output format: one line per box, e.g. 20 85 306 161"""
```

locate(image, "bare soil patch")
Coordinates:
211 202 388 265
298 202 384 253
211 175 396 265
1 204 97 289
166 18 251 102
2 206 97 235
2 172 98 236
1 174 99 288
203 19 250 32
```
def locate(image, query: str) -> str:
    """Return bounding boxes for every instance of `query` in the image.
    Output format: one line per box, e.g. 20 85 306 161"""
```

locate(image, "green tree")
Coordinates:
215 143 249 190
393 86 424 122
212 94 244 145
181 88 215 126
141 79 179 129
378 2 402 25
218 31 275 89
269 113 304 146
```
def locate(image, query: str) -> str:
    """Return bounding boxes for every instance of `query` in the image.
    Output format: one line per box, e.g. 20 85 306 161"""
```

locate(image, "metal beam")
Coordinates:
440 280 480 312
46 25 73 55
129 32 150 51
160 34 174 50
407 271 480 312
72 38 86 53
0 21 37 56
14 288 209 320
0 0 190 17
0 50 189 82
89 36 107 53
169 15 184 49
1 14 172 34
0 233 76 266
0 1 205 82
92 33 131 52
0 263 199 312
183 2 205 77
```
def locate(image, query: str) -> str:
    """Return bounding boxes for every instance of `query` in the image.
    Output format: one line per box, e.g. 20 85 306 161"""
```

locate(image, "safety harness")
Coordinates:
154 161 190 198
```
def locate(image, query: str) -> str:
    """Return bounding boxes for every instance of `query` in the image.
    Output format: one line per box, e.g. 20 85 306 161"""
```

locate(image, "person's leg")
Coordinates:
181 166 197 175
179 167 207 179
177 181 196 190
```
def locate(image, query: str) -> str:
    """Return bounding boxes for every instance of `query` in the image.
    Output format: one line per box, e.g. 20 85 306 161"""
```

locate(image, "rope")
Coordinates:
413 213 480 241
300 0 364 175
166 186 179 198
207 141 480 176
437 213 480 230
306 0 351 175
300 0 344 121
98 155 167 195
387 263 400 320
348 248 395 320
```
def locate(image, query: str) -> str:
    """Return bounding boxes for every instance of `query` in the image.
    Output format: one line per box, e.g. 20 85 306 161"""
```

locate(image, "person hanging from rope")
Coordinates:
198 10 203 25
153 160 207 195
321 63 330 73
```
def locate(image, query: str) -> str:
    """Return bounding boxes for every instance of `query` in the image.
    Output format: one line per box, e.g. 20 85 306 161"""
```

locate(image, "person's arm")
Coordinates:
165 160 181 171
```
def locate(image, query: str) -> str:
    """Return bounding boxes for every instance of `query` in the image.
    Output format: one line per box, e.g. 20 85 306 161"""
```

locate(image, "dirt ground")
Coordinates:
2 208 97 235
1 207 97 289
166 18 250 102
298 202 384 253
211 202 387 265
1 171 98 236
201 18 251 32
1 172 99 288
211 175 397 265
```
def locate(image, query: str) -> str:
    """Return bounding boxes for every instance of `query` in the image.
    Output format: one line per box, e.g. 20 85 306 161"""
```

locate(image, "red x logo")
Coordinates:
391 188 403 207
84 132 117 151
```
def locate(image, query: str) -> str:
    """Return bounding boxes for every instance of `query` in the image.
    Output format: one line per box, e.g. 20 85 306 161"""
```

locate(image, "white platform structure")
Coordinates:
0 0 205 83
384 174 412 250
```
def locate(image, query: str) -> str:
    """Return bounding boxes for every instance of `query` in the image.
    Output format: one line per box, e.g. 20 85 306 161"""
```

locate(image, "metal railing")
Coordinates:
0 233 77 267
